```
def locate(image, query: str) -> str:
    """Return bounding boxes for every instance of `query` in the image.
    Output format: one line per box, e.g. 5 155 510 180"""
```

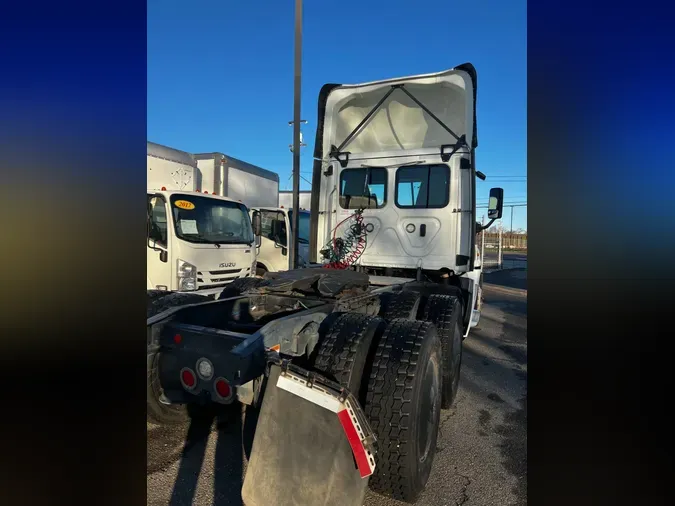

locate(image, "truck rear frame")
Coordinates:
147 267 466 504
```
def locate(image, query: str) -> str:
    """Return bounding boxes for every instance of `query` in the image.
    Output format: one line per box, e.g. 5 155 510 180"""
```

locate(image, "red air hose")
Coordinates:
321 209 368 269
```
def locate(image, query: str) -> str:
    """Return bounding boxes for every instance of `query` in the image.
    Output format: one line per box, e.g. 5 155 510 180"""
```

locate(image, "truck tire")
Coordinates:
379 291 422 321
217 277 267 300
147 291 210 425
364 320 443 503
422 294 463 409
311 313 386 395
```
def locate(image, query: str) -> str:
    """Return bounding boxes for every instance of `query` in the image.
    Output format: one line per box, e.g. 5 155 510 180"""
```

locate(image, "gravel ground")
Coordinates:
147 278 527 506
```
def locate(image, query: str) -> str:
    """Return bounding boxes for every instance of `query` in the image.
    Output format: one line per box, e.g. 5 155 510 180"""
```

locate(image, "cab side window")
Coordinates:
147 195 168 248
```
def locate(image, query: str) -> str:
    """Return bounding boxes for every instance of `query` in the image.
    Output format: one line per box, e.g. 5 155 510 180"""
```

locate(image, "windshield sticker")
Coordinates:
179 220 199 234
174 200 195 210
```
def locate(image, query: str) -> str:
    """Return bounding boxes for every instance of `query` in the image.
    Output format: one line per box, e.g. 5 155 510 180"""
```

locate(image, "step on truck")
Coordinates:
147 142 258 299
146 63 505 506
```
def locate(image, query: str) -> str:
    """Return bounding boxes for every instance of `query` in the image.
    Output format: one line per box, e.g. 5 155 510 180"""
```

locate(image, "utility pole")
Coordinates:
510 205 514 233
289 0 302 270
510 205 514 250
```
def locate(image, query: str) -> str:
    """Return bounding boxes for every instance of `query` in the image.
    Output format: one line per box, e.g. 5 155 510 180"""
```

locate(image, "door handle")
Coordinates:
420 224 426 237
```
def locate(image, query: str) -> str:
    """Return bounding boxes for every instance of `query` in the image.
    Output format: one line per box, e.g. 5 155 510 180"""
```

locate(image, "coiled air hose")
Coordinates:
320 209 368 269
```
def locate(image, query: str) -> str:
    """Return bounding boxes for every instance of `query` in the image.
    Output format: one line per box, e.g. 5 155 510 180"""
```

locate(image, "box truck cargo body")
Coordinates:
278 190 311 210
193 152 279 208
147 142 256 296
147 141 201 192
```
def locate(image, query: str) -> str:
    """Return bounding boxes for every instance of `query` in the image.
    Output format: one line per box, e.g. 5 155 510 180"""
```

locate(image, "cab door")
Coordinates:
147 193 172 290
257 209 289 272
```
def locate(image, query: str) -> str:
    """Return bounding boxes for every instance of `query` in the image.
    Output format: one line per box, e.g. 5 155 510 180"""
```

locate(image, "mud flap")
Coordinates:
469 284 483 332
242 362 376 506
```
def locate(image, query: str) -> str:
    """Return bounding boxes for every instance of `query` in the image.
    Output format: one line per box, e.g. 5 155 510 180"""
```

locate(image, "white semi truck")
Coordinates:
147 64 505 506
309 63 500 335
147 142 257 297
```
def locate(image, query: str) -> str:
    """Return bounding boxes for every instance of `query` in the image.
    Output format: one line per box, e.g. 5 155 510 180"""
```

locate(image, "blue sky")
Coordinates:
148 0 527 230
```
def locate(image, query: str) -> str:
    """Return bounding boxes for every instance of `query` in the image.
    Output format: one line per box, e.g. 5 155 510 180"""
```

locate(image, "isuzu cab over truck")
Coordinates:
147 142 257 297
146 64 504 506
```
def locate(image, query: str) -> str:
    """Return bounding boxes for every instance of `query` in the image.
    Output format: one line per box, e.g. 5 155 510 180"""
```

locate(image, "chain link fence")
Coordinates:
477 228 528 272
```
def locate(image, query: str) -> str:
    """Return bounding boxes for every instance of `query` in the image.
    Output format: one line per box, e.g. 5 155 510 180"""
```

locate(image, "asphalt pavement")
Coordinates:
147 273 527 506
483 251 527 272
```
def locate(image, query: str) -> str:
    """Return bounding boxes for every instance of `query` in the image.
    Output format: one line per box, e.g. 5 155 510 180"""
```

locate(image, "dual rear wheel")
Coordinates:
311 304 462 503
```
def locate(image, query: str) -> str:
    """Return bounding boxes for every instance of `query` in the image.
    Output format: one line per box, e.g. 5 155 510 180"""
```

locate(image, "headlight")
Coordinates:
177 259 197 291
178 278 197 291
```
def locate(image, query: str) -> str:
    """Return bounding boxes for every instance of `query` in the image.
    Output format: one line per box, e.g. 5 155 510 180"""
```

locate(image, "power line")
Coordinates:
476 203 527 208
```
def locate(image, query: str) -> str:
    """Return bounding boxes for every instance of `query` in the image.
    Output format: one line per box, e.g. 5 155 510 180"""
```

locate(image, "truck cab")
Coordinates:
310 64 502 334
250 207 310 276
147 190 257 296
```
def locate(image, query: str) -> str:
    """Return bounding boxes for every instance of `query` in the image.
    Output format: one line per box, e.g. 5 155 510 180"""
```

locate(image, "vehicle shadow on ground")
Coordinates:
168 405 253 506
457 323 527 505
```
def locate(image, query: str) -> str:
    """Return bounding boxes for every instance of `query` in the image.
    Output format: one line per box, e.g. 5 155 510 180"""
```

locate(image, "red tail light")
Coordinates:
214 378 232 399
180 368 196 390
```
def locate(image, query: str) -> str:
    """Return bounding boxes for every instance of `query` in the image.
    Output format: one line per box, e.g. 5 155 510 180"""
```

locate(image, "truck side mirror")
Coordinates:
147 215 158 249
252 211 262 236
488 187 504 220
271 219 287 247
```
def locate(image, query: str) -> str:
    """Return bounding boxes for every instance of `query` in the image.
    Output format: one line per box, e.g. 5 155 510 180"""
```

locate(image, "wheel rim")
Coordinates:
419 355 440 463
149 353 181 411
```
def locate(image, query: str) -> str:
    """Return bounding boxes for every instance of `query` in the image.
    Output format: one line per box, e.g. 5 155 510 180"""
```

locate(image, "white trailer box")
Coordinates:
147 141 201 192
279 190 312 210
193 152 279 208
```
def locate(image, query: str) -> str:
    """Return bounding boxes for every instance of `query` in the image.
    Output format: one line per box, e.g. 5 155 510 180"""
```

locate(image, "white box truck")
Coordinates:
279 190 311 210
192 152 309 275
147 142 257 297
193 152 280 207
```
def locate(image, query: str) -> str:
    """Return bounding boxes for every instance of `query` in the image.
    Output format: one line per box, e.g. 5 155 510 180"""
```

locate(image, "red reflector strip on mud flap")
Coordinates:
275 365 377 479
337 400 376 478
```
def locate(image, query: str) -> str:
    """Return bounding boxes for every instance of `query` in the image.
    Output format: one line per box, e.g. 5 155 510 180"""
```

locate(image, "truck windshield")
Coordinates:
169 194 254 245
288 210 310 244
